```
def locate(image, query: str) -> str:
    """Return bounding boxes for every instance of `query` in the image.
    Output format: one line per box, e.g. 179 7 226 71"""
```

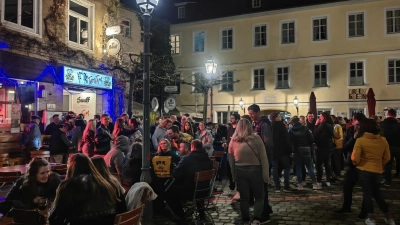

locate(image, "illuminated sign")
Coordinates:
60 66 112 89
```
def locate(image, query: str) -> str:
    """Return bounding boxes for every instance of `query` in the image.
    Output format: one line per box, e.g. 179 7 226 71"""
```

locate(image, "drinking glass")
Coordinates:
38 198 47 211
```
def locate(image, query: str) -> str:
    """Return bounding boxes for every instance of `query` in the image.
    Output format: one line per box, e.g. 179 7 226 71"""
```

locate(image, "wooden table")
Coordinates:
0 164 66 175
0 207 50 225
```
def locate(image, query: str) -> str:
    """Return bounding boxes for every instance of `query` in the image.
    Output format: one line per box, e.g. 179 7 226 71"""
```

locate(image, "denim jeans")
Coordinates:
293 153 316 183
272 156 291 189
236 165 265 221
315 149 332 183
342 165 366 214
226 160 236 190
331 149 343 177
384 151 400 184
358 169 389 216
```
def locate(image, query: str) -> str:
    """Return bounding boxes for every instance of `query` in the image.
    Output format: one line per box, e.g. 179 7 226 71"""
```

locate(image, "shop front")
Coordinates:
59 65 113 122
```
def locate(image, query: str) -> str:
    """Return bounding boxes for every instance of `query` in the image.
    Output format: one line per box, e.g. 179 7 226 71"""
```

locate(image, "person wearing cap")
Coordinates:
49 123 74 163
19 115 42 163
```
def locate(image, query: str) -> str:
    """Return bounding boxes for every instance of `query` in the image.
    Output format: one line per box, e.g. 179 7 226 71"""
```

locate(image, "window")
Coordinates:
281 21 295 44
253 68 265 90
388 59 400 84
120 19 131 38
221 28 233 50
348 12 364 37
170 34 180 54
252 0 261 8
349 61 364 86
312 17 328 41
192 73 203 93
314 63 328 87
1 0 41 36
386 8 400 34
254 24 267 47
68 0 94 50
317 109 332 117
220 71 234 92
276 66 290 89
193 31 205 52
178 6 185 18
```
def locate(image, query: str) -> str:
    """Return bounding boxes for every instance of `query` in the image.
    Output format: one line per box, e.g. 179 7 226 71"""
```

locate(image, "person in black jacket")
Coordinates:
49 153 127 225
289 118 319 190
270 112 293 192
49 123 74 163
95 114 112 155
334 112 367 219
380 108 400 186
44 114 61 135
165 139 214 221
313 111 334 188
0 157 61 214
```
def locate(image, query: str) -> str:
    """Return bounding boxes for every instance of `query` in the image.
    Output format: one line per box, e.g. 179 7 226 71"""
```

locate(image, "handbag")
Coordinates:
12 208 46 225
244 141 261 163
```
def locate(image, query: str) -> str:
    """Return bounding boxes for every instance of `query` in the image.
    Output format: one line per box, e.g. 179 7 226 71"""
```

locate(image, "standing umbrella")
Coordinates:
309 92 317 118
367 88 376 117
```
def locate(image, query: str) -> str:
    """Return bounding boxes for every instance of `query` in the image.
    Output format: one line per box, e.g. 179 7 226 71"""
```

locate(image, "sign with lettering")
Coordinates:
60 66 112 89
164 97 177 110
349 88 367 100
72 93 96 118
106 38 121 56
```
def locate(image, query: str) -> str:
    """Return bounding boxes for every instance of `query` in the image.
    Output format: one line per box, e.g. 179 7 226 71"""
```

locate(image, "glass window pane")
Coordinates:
395 10 400 17
350 70 356 77
80 20 88 45
389 60 394 68
396 75 400 82
349 22 355 29
289 22 294 29
282 23 288 29
261 26 266 32
255 26 260 33
69 16 78 43
357 14 363 21
315 73 319 79
70 1 88 17
4 0 18 24
389 68 395 76
350 63 356 70
321 19 327 25
284 67 288 73
357 62 363 69
313 20 319 26
321 72 326 79
396 68 400 76
260 69 264 75
321 64 326 71
357 70 363 77
387 11 393 18
21 0 34 28
349 15 355 22
278 68 282 74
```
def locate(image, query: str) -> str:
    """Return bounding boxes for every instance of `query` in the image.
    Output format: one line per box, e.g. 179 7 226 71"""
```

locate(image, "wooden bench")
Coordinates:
0 133 22 157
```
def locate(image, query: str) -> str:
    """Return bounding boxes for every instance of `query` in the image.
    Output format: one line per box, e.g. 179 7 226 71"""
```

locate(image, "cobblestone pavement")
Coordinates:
148 175 400 225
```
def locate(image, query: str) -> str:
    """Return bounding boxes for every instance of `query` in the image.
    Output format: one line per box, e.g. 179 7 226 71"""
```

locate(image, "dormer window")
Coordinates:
252 0 261 8
178 6 185 18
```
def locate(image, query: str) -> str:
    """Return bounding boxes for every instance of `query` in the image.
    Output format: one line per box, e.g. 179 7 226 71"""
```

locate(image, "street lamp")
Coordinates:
239 98 245 114
293 96 299 116
205 59 217 122
136 0 158 220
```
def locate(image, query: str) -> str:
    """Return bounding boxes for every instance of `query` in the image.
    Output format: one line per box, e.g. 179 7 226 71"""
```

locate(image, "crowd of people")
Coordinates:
11 106 400 225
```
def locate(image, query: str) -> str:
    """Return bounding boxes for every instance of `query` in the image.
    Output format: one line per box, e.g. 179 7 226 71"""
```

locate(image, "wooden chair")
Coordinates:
114 204 145 225
212 151 225 159
0 171 22 190
30 150 50 161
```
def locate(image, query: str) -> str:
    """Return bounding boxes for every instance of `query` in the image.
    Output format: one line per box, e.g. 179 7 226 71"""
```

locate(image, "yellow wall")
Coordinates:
171 0 400 121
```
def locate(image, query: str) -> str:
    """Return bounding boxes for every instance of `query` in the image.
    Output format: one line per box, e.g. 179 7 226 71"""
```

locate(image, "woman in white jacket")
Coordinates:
195 121 214 156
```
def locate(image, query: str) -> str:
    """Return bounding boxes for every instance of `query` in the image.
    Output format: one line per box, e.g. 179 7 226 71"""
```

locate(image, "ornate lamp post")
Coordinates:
238 98 245 114
136 0 158 220
293 96 299 116
205 59 217 122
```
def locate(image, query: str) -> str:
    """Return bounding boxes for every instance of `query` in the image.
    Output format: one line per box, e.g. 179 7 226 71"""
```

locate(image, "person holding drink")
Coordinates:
0 157 61 214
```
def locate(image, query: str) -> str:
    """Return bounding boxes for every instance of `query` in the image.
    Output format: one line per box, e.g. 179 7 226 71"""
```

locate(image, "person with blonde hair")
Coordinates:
152 119 173 150
228 118 270 225
157 138 180 166
49 153 127 224
81 119 97 157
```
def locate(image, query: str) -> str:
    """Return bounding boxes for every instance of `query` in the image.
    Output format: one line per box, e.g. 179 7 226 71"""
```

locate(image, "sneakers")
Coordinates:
326 182 331 187
365 218 376 225
275 189 281 193
313 183 322 190
291 176 298 183
283 187 295 192
280 177 284 183
222 190 236 196
251 220 261 225
334 208 351 214
384 183 391 187
298 185 304 190
384 218 396 225
233 192 240 200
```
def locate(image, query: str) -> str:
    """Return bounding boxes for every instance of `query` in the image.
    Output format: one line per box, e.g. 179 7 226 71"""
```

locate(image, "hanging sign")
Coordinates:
151 97 159 112
60 66 112 89
11 103 21 133
164 86 178 92
107 38 121 56
164 97 176 110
